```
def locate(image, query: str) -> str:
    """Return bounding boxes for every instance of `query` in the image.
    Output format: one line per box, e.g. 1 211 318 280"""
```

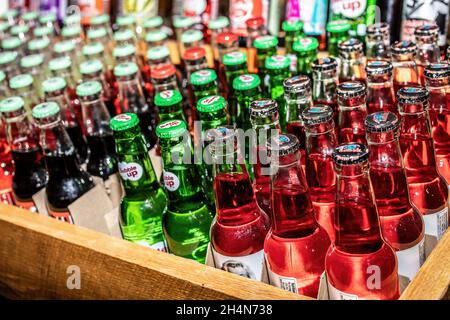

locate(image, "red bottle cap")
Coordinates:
246 17 264 29
151 63 176 79
216 32 238 45
183 47 206 61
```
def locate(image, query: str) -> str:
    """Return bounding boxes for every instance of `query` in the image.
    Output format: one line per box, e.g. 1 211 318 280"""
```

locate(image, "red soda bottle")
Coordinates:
0 72 14 205
336 82 368 144
391 41 420 95
424 63 450 186
397 87 449 255
0 96 48 211
302 105 337 243
365 112 425 285
365 60 397 116
209 127 270 280
249 99 281 217
414 24 441 86
338 38 366 83
264 134 330 297
216 32 239 96
327 143 399 300
246 17 266 74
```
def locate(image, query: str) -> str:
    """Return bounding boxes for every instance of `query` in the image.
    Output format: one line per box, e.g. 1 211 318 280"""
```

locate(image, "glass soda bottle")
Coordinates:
424 63 450 186
90 14 114 40
0 71 13 205
265 134 330 297
9 73 39 117
365 111 425 284
365 22 391 61
190 69 219 104
156 119 213 263
337 82 368 144
27 38 51 63
151 64 180 94
110 113 168 251
42 77 88 164
76 81 118 180
208 17 231 68
146 45 171 69
19 54 46 98
209 127 270 279
32 102 94 223
282 19 304 74
215 32 239 95
154 89 186 124
53 41 80 70
365 60 397 115
233 74 263 131
0 51 20 81
293 37 319 79
0 96 48 211
253 35 278 88
338 38 366 83
246 17 266 74
327 142 400 300
326 20 351 58
414 24 441 86
113 44 139 66
391 41 420 95
302 105 337 243
397 87 449 255
48 57 80 105
223 51 248 123
114 62 157 150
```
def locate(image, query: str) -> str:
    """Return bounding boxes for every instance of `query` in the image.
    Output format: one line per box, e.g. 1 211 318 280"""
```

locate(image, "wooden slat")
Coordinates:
0 204 307 300
400 230 450 300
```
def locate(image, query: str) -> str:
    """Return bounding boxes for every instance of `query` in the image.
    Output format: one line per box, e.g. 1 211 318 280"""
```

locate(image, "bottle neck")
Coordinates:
367 131 402 167
37 117 75 157
312 71 337 103
80 94 113 137
45 90 79 128
117 76 148 114
5 110 39 152
285 90 313 123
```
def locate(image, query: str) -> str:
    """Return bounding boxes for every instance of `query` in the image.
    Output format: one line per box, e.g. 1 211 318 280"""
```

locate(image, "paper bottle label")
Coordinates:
119 162 144 181
212 248 265 281
396 237 425 281
266 267 299 294
331 0 367 19
163 171 180 192
48 209 75 224
14 198 38 213
328 282 359 300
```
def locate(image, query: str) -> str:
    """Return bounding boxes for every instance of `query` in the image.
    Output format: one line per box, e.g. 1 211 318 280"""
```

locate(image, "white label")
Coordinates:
331 0 367 19
137 240 168 253
183 0 207 15
119 162 143 181
163 171 180 192
423 207 449 240
212 248 265 280
396 238 425 281
267 267 299 294
327 281 359 300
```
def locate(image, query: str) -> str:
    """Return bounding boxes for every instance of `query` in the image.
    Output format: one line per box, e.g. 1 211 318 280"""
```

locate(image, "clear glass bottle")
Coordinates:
338 38 366 83
414 24 441 86
391 41 420 95
365 60 397 115
366 22 391 61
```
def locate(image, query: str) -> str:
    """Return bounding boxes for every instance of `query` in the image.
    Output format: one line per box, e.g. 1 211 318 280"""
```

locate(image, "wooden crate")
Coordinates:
0 204 448 300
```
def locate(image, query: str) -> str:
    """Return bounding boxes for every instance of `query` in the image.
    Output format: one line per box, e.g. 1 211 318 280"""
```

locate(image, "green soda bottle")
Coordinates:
282 19 304 74
265 55 292 131
189 69 219 103
110 113 168 251
223 51 248 123
156 119 213 263
154 89 186 123
232 74 263 131
326 20 351 57
293 37 319 79
253 35 278 88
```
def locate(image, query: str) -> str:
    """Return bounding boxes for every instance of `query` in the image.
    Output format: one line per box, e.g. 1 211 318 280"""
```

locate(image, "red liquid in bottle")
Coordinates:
286 121 306 167
0 121 14 205
391 41 420 95
366 61 397 115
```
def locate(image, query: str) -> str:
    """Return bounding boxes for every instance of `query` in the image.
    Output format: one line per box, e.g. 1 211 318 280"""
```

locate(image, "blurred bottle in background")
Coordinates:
377 0 403 43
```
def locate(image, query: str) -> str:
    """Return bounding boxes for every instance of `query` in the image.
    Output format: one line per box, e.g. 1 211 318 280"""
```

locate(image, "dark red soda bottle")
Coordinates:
365 112 425 285
391 41 420 95
264 134 330 297
414 24 441 86
336 82 368 144
397 87 449 256
338 38 366 83
326 143 399 300
424 63 450 186
302 105 337 243
0 96 47 211
209 127 270 280
365 60 397 116
32 102 94 223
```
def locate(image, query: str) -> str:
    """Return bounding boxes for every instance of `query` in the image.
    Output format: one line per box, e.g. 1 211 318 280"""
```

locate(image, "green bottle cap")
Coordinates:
181 29 203 44
54 40 76 53
28 37 50 51
2 9 18 19
145 30 167 43
265 55 290 70
282 19 304 32
114 62 139 77
64 14 81 25
114 29 134 42
0 51 18 65
49 56 72 71
83 42 104 56
22 11 38 21
0 71 5 82
233 74 261 91
190 69 217 86
9 74 33 89
197 95 226 112
117 15 136 26
20 54 44 68
32 101 60 119
154 89 183 107
144 16 163 29
173 16 194 29
87 27 107 40
156 119 187 139
2 37 21 50
42 77 67 92
10 25 29 36
76 81 102 97
33 26 53 37
61 25 82 38
80 59 103 75
223 51 247 66
113 44 136 58
253 35 278 49
110 113 139 131
0 96 25 113
293 37 319 52
327 20 351 33
147 45 170 60
208 16 229 30
39 13 57 24
91 14 110 26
